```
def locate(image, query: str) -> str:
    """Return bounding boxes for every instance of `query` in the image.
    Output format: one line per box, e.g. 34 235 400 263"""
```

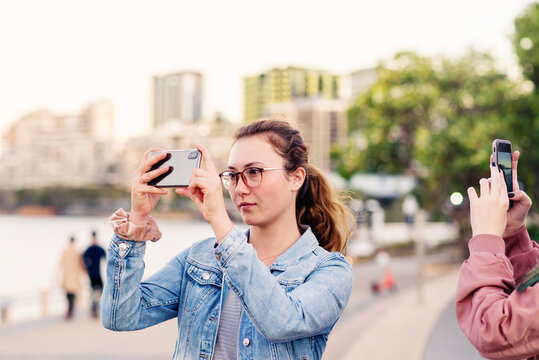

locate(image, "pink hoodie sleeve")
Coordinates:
504 226 539 282
455 230 539 360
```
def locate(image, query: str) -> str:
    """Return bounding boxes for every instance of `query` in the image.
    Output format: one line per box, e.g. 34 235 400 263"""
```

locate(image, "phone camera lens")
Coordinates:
188 151 199 160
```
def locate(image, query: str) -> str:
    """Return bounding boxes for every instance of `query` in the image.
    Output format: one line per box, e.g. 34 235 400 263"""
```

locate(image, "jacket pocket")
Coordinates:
184 264 222 312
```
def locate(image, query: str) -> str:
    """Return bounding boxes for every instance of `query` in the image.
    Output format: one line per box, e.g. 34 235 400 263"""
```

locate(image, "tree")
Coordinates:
337 51 529 256
513 2 539 88
511 2 539 210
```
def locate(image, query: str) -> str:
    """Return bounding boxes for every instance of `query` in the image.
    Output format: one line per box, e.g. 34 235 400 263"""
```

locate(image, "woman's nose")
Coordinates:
234 175 250 193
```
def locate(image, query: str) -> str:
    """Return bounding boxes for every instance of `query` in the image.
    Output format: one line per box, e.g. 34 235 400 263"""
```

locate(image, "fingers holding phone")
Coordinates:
130 148 170 225
510 150 521 193
175 145 233 240
490 142 532 236
468 162 509 237
175 146 225 213
503 149 533 236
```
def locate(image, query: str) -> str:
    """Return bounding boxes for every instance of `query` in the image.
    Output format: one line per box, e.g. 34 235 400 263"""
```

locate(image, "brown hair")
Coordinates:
234 119 354 254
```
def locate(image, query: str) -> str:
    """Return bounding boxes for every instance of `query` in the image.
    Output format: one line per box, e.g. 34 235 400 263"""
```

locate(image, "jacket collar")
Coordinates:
260 226 320 271
188 226 320 271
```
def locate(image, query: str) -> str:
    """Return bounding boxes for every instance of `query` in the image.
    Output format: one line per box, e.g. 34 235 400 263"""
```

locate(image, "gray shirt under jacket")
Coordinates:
213 289 243 360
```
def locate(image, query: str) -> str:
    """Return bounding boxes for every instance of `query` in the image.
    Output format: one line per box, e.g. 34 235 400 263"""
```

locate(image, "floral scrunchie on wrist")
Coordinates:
109 208 162 242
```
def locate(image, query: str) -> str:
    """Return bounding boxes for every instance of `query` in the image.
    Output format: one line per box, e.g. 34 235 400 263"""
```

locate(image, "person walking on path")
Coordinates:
456 150 539 359
59 236 84 320
83 230 106 318
370 248 396 294
101 119 354 360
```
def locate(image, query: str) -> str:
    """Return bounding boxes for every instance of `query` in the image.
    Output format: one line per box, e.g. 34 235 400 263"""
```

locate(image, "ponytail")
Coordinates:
296 164 354 253
235 119 355 254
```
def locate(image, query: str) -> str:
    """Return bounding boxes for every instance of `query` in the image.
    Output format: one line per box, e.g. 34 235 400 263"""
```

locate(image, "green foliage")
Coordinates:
4 186 198 216
528 223 539 242
337 50 535 216
511 4 539 198
502 92 539 199
11 186 131 214
513 2 539 87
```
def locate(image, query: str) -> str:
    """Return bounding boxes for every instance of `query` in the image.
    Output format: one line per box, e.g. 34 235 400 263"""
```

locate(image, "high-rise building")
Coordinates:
153 72 203 129
243 67 339 123
264 98 348 172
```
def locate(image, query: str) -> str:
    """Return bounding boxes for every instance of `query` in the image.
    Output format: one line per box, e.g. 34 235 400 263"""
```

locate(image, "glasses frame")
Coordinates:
219 167 284 190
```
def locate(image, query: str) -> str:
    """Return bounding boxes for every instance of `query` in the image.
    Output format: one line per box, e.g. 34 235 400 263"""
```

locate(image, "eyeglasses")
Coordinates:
219 167 284 190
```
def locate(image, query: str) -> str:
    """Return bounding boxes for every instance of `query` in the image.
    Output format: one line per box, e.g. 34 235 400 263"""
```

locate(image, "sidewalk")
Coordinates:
424 298 484 359
324 266 481 360
0 316 177 359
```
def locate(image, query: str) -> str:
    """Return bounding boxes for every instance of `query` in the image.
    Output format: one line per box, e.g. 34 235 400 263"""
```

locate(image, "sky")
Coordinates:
0 0 534 141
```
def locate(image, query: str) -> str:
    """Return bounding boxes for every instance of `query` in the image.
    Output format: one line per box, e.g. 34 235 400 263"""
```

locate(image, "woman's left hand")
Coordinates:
467 161 509 237
503 150 532 236
175 145 233 241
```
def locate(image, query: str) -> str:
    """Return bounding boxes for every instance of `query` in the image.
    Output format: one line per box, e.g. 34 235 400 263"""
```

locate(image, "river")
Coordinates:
0 214 244 323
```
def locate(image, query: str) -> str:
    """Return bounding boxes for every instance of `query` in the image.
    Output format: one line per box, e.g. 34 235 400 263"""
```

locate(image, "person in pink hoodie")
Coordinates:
456 150 539 360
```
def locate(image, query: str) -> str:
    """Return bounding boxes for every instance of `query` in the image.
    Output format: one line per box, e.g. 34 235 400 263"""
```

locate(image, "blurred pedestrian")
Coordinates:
101 119 354 359
59 235 84 319
456 150 539 359
371 248 396 294
83 230 106 318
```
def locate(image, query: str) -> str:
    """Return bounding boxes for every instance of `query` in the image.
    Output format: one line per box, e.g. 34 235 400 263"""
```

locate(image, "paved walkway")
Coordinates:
0 258 483 360
424 299 485 359
323 265 484 360
0 316 177 359
324 270 456 359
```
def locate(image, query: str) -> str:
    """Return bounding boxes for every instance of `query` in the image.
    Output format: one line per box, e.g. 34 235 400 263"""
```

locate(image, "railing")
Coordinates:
0 286 91 325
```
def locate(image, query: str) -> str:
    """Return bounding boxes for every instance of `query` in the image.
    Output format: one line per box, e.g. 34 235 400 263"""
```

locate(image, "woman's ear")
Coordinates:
290 167 306 191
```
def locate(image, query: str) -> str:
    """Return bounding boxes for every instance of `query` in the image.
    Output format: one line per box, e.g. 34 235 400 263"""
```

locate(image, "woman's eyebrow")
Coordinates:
227 161 265 170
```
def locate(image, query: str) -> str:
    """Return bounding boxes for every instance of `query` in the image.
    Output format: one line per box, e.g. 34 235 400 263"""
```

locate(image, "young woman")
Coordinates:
101 119 354 360
456 150 539 359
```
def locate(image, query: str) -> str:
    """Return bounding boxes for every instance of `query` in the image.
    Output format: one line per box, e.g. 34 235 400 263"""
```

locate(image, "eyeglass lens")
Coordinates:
222 168 262 190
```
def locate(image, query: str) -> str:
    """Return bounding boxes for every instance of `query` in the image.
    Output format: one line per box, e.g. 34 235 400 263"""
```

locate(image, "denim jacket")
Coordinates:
101 226 353 360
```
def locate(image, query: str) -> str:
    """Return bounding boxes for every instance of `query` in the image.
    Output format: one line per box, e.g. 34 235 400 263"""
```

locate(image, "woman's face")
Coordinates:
227 135 302 227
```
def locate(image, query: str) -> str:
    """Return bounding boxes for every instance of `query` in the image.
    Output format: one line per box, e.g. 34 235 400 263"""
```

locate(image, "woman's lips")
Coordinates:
239 202 255 210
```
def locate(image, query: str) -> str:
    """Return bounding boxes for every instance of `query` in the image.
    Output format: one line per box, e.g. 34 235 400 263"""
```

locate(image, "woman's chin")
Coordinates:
241 214 263 227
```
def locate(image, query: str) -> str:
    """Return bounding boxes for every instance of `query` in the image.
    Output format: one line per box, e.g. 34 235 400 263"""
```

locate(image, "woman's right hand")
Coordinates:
467 161 509 237
130 148 170 226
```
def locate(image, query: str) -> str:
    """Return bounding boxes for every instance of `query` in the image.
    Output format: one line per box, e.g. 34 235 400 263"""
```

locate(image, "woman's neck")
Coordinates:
248 215 301 266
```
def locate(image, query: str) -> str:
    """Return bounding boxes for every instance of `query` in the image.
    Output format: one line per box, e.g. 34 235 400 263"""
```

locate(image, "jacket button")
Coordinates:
119 243 127 251
242 338 250 347
202 272 210 280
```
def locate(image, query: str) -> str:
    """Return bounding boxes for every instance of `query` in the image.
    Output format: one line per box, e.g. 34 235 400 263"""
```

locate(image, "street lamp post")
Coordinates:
403 194 422 304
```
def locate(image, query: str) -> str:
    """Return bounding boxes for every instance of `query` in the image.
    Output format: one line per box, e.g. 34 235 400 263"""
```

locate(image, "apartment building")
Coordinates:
244 67 339 123
153 71 203 129
0 100 115 189
264 98 348 171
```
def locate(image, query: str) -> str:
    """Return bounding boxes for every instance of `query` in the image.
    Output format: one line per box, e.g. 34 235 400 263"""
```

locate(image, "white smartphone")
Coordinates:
147 149 201 187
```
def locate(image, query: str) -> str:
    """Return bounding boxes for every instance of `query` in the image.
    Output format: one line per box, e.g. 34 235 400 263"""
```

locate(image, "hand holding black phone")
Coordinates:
147 149 201 187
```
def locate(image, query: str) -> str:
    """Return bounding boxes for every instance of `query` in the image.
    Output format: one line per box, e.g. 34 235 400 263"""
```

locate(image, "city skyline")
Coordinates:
0 0 533 143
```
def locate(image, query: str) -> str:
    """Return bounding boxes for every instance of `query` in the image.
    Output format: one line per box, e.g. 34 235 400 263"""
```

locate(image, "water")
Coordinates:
0 214 241 322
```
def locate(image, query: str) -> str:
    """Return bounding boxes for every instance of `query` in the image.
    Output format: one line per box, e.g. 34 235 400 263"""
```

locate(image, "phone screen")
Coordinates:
147 150 201 187
495 141 513 193
497 151 513 192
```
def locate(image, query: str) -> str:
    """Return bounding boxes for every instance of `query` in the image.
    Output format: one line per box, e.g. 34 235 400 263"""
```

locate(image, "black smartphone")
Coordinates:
492 139 513 193
147 149 201 187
